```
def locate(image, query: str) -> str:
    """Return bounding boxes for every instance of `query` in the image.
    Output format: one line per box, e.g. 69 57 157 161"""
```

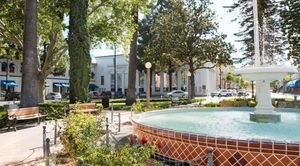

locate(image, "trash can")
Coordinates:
102 93 109 108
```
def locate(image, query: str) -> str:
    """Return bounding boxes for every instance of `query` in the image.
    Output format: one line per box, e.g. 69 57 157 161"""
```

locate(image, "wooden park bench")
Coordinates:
69 103 101 114
6 107 47 131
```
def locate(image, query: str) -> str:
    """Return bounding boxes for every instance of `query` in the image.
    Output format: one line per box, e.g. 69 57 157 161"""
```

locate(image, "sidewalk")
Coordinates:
0 111 133 165
0 121 58 165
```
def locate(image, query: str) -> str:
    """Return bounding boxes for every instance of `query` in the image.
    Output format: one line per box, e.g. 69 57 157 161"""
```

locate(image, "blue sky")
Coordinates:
92 0 243 60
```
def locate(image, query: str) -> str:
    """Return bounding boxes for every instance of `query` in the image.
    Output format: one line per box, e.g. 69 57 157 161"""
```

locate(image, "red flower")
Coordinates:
130 135 135 145
139 136 149 145
155 139 162 149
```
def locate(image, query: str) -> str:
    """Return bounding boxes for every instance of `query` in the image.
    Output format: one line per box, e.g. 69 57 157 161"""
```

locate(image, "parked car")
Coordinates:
100 91 112 99
238 89 248 96
62 93 70 99
166 90 187 98
228 89 237 96
211 90 220 97
45 92 62 100
88 91 101 99
5 92 21 100
218 89 232 97
137 91 146 97
115 90 124 98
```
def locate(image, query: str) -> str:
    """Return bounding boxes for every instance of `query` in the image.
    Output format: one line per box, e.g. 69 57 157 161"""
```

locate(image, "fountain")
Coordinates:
132 0 300 165
235 0 297 122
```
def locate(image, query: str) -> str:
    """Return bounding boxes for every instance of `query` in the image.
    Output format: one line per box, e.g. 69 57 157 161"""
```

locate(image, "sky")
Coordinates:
91 0 244 64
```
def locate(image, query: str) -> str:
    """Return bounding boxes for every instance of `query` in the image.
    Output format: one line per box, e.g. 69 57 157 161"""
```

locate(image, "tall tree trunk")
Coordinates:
126 6 138 106
20 0 39 107
38 78 45 103
69 0 91 103
168 70 172 92
190 70 195 99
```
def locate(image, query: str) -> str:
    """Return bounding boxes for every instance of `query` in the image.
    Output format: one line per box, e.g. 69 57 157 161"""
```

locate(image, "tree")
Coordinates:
0 0 69 103
125 0 152 105
280 0 300 64
148 0 233 98
138 0 177 92
229 0 284 64
126 5 139 105
21 0 39 107
68 0 91 103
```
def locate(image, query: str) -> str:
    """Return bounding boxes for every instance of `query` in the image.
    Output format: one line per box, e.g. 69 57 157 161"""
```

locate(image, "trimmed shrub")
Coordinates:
39 102 68 120
60 113 103 159
202 102 220 107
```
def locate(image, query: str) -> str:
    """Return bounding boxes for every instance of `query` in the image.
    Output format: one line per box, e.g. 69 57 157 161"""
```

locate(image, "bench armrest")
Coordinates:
8 114 16 120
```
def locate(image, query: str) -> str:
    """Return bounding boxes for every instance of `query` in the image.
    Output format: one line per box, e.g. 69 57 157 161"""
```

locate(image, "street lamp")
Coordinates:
187 72 191 99
145 62 152 107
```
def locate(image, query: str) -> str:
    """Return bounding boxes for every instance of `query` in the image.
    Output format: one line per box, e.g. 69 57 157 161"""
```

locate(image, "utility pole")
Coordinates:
5 57 9 101
113 44 117 98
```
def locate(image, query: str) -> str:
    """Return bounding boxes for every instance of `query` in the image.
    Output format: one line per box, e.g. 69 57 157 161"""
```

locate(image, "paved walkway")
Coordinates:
0 121 58 165
0 111 133 166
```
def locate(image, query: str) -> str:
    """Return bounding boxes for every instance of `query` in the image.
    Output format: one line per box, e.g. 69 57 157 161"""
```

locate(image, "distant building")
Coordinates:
0 55 219 98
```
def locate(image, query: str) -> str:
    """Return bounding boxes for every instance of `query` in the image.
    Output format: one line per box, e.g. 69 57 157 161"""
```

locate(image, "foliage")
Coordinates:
69 0 91 103
143 0 233 98
224 71 249 88
39 102 68 120
132 100 150 113
229 0 284 64
60 112 158 165
222 98 257 107
280 0 300 64
60 113 103 159
202 102 220 107
0 107 7 128
84 144 158 166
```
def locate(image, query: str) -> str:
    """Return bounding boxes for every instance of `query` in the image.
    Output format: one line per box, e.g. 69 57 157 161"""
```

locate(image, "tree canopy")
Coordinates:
229 0 284 64
280 0 300 64
139 0 233 98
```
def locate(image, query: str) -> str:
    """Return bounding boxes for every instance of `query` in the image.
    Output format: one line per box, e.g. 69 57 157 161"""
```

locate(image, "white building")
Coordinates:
0 55 218 97
93 55 218 96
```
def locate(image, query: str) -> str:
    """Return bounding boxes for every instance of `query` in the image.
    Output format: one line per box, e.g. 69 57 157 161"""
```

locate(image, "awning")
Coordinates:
61 83 70 88
1 80 17 87
53 82 62 87
1 62 7 67
89 84 98 89
9 63 15 68
286 79 300 88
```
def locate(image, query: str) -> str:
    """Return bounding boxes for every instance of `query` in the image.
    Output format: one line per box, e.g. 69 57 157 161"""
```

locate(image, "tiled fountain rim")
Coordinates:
132 107 300 144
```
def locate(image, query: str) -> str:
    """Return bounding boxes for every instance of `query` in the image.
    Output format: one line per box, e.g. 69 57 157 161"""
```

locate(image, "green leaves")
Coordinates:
280 0 300 64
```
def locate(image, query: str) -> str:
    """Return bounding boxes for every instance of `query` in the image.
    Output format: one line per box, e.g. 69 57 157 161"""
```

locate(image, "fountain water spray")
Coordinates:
235 0 297 122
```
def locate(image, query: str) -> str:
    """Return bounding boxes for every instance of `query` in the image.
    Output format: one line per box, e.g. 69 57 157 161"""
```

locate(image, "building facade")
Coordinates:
0 55 218 98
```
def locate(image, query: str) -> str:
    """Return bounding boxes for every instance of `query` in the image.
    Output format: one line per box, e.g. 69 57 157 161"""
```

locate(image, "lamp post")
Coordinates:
145 62 152 107
5 57 9 101
113 44 117 98
187 72 191 99
219 67 222 89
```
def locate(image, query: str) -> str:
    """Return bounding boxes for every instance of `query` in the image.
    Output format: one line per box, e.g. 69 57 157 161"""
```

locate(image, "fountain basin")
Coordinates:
235 65 297 81
133 108 300 165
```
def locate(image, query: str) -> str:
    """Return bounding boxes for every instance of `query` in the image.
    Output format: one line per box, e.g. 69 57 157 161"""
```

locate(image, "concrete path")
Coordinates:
0 111 133 166
0 121 59 166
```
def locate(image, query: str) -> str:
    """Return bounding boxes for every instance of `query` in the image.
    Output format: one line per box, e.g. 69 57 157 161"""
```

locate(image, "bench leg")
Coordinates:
13 119 17 131
7 119 17 132
37 117 40 125
7 123 10 132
